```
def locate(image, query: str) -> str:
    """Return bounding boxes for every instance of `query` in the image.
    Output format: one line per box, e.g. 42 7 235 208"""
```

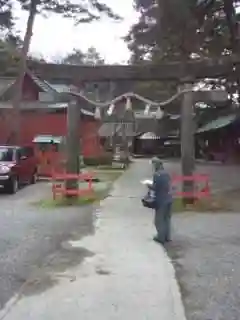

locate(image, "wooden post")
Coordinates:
112 120 117 157
123 122 129 166
109 83 116 160
120 118 125 166
180 80 195 205
65 98 80 195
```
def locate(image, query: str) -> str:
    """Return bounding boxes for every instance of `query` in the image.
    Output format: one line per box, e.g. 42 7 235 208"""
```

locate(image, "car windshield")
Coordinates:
0 148 14 161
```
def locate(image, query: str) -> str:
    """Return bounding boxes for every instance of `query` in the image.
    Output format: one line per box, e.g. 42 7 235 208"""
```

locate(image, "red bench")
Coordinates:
52 172 94 199
171 174 210 198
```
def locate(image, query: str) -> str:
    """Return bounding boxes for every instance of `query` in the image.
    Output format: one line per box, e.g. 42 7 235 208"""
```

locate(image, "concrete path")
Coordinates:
1 160 186 320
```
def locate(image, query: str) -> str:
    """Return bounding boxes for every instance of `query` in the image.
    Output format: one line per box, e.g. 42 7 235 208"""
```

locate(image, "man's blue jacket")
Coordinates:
152 170 173 208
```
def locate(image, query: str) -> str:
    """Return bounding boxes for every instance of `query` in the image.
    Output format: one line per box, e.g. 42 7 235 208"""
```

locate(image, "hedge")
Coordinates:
83 154 112 166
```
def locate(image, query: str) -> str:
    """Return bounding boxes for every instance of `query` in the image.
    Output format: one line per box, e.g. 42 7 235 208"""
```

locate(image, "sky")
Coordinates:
14 0 138 64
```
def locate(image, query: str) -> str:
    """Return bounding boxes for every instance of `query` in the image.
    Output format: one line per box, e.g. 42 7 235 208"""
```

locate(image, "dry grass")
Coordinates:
32 168 124 209
33 189 109 209
173 195 232 213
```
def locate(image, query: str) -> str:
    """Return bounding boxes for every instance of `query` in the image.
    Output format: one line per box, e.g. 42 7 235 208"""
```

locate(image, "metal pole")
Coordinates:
180 81 195 205
65 98 80 195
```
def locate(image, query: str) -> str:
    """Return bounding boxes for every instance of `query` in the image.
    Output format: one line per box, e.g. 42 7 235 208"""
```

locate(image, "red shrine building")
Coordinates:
0 70 104 158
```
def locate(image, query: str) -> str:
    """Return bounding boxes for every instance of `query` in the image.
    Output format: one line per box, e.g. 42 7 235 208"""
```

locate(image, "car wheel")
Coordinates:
7 176 19 194
31 170 38 184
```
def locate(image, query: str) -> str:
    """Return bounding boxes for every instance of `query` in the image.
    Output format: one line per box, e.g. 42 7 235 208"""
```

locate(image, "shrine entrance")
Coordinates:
27 58 233 202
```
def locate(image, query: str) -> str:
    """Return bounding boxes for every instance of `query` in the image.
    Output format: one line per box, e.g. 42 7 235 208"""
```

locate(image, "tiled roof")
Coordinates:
98 118 159 137
0 78 14 95
135 118 158 134
28 72 57 93
47 83 78 93
139 132 161 140
32 135 64 143
0 71 59 101
98 123 135 137
197 114 236 133
0 101 94 116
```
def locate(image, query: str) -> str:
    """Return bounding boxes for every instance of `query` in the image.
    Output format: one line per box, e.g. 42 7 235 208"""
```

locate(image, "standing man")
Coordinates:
151 157 173 245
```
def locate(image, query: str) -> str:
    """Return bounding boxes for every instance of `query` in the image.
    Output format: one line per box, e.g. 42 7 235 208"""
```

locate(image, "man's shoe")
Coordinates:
153 236 164 245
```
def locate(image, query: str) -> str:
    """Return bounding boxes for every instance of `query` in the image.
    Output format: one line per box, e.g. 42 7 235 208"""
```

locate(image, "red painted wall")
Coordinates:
0 111 104 157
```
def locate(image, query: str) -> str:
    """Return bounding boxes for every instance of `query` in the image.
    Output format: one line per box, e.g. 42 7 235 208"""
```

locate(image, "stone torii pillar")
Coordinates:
180 78 195 204
65 97 80 195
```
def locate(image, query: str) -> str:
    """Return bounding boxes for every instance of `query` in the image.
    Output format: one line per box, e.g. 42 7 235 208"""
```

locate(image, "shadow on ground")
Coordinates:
22 246 95 297
0 180 99 308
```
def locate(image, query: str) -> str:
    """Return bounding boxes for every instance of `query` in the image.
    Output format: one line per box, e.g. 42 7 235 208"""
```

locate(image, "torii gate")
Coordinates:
61 86 226 200
25 57 233 202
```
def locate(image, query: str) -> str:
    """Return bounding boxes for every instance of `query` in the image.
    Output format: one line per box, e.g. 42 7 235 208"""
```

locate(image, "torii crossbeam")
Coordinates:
26 55 240 83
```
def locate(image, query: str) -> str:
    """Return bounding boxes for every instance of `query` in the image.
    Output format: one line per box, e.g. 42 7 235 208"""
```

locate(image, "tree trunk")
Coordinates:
9 0 37 145
223 0 240 104
223 0 238 52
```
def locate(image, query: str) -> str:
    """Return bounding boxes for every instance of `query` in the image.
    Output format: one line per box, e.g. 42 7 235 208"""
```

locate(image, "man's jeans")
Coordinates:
154 203 172 243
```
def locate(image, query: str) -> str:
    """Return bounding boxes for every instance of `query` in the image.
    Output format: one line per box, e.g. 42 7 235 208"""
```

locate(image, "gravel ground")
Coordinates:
0 182 95 310
167 212 240 320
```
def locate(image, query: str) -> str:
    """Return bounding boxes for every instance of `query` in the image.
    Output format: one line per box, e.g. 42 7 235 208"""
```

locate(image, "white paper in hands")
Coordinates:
141 179 153 187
